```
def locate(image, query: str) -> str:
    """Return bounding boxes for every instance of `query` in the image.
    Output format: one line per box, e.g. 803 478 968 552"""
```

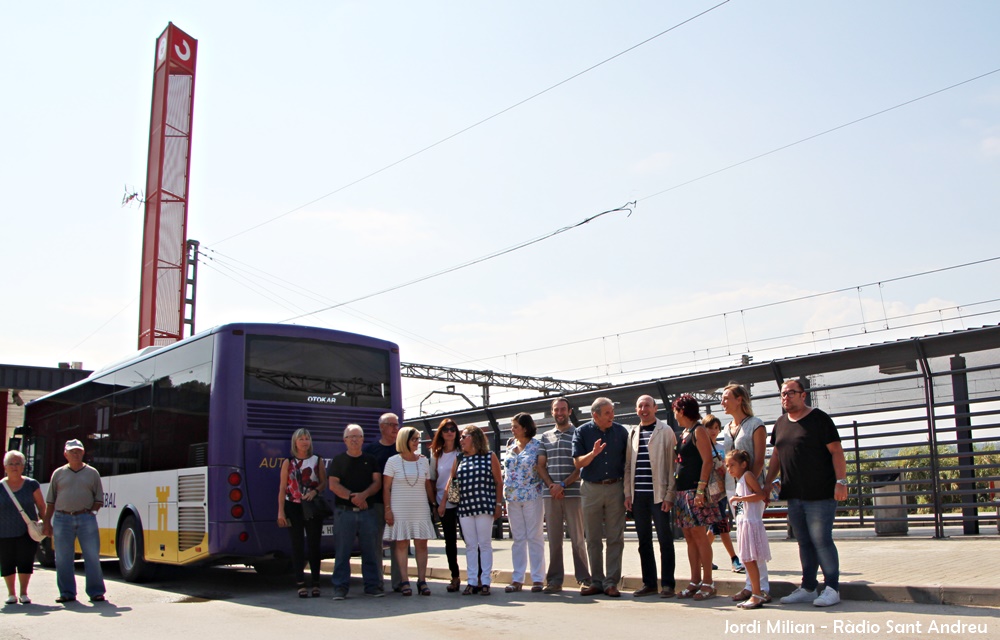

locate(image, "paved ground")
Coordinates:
2 560 997 640
343 526 1000 607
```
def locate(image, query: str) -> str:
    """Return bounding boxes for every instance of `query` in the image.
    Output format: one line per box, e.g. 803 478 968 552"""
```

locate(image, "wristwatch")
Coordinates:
835 478 848 486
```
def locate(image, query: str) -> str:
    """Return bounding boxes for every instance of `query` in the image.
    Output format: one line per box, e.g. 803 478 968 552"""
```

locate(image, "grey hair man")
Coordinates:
536 397 590 593
328 424 383 599
363 412 402 590
572 397 628 597
43 439 106 603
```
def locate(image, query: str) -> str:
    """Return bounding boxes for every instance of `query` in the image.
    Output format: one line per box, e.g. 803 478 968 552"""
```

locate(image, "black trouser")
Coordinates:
632 492 676 590
285 500 323 585
441 506 460 579
0 533 38 577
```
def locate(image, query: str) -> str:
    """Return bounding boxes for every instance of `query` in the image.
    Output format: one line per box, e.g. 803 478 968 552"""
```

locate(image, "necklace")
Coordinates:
400 456 420 487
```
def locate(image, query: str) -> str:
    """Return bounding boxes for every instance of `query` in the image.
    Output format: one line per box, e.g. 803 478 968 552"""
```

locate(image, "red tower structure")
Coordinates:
138 23 198 349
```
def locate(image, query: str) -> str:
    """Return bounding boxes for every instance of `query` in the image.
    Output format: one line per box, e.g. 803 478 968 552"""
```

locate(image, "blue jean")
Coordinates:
331 507 382 593
52 512 105 599
787 498 839 591
631 492 675 590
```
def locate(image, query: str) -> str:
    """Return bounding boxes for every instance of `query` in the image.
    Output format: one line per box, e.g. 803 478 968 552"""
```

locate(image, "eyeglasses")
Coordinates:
4 462 24 467
441 427 457 433
459 433 471 440
780 390 803 398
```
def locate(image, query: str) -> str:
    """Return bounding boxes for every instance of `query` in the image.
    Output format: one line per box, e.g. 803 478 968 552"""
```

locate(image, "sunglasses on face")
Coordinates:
441 426 457 433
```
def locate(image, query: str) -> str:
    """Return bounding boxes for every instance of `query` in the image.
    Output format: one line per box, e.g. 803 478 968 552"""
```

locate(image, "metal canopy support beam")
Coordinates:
400 362 609 397
914 338 945 539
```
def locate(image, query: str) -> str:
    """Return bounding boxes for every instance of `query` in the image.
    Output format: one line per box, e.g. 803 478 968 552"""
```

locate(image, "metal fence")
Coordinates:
407 324 1000 538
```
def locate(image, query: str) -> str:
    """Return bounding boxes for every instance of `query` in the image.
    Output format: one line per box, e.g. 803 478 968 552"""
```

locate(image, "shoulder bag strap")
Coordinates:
2 479 35 525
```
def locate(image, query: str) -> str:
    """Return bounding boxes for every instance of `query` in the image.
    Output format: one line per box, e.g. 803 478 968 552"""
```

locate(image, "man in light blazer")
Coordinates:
624 395 678 598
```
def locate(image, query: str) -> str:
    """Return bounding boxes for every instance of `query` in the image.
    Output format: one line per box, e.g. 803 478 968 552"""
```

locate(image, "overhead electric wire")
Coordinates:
461 254 1000 365
638 66 1000 203
278 202 635 322
208 1 731 246
277 66 998 326
199 247 511 371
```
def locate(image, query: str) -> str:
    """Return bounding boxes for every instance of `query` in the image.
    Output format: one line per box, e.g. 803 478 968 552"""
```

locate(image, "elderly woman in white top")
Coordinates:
721 383 770 603
384 427 437 596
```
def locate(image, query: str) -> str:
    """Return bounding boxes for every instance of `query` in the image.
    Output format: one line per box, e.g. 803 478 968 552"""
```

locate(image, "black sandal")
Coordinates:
311 587 321 597
296 583 308 598
399 581 413 596
462 584 476 595
480 585 491 596
417 580 431 596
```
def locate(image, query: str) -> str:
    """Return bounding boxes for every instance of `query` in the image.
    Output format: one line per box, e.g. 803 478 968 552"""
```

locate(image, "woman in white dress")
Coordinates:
383 426 436 596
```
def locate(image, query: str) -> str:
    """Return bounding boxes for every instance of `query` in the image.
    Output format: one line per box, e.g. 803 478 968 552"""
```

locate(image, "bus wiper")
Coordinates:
246 367 384 398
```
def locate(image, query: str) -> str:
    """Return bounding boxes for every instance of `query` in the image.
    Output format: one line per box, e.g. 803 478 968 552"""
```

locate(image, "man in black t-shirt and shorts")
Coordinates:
764 379 848 608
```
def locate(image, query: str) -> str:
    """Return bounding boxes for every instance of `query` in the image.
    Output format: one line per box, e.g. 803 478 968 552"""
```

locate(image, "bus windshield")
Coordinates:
244 335 392 408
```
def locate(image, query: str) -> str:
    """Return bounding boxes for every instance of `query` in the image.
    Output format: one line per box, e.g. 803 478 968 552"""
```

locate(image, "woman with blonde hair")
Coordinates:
277 428 327 597
383 426 436 596
443 425 502 595
720 383 771 602
1 450 46 604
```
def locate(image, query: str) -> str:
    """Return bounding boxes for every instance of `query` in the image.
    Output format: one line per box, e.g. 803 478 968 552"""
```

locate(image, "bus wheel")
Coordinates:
118 515 156 582
36 537 56 568
251 558 291 576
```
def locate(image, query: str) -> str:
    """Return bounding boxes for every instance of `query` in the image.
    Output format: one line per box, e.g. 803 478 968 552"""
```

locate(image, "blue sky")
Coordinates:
3 1 999 414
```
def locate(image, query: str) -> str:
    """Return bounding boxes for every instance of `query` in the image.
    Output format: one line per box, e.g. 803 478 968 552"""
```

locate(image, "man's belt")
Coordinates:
585 478 622 485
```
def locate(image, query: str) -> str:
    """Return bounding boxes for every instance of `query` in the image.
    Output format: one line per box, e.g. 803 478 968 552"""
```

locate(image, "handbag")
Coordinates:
2 479 46 542
708 447 726 504
446 453 462 504
301 493 333 521
446 477 461 505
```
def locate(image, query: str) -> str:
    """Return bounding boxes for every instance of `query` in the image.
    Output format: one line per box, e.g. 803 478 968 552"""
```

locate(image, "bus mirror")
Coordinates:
7 437 21 452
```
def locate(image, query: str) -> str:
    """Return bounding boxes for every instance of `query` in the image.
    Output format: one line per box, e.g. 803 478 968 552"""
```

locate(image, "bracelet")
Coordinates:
696 490 705 496
697 480 707 486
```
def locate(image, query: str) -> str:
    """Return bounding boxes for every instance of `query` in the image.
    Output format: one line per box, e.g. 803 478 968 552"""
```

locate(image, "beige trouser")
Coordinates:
543 495 590 587
580 480 626 590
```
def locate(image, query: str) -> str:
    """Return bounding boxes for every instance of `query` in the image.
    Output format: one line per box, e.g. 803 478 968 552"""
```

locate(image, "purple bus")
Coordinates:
17 322 401 581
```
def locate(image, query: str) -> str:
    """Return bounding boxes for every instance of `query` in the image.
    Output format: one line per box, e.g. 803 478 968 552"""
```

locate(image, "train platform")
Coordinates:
337 526 999 607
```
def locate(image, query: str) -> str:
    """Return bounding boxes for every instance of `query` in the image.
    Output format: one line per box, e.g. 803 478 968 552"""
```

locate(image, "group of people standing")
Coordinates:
277 380 847 607
564 383 846 609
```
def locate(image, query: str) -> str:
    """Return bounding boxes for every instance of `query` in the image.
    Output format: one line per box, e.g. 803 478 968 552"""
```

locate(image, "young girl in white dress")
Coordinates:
726 449 771 610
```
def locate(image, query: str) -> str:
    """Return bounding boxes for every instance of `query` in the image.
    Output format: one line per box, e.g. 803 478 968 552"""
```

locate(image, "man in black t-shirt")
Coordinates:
328 424 382 599
765 379 848 608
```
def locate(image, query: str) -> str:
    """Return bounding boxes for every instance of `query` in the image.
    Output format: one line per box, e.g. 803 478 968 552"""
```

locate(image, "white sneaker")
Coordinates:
780 587 816 604
813 587 840 607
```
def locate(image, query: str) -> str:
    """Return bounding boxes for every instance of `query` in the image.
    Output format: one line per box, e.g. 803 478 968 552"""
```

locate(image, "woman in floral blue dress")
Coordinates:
503 412 546 592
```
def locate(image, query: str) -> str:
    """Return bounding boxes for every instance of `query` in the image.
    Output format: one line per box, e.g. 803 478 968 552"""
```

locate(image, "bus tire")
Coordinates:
118 514 156 582
36 537 56 568
251 558 292 576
